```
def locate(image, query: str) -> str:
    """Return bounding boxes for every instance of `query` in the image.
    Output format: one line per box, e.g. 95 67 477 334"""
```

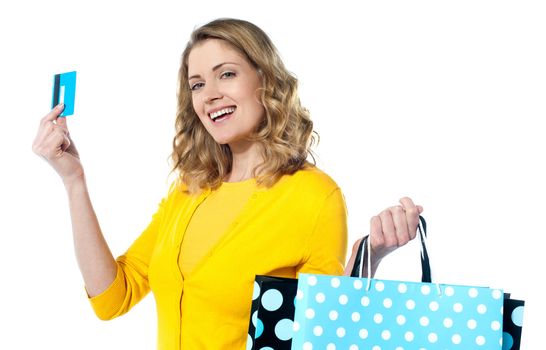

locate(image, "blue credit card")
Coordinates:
52 71 77 116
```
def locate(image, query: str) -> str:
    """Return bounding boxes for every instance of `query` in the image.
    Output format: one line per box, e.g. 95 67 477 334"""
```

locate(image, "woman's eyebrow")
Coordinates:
188 62 240 81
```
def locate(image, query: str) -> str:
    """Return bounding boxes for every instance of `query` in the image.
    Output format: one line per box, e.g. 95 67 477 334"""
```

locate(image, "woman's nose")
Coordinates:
202 81 222 104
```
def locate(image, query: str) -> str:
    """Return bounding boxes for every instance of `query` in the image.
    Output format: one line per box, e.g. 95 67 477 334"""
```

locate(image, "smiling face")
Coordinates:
187 39 266 147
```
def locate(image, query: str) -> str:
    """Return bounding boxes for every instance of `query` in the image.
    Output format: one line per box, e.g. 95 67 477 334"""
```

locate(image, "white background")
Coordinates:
1 0 543 348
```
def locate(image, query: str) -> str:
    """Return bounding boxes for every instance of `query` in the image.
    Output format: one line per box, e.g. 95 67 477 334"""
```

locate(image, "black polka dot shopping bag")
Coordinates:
247 275 298 349
290 216 525 350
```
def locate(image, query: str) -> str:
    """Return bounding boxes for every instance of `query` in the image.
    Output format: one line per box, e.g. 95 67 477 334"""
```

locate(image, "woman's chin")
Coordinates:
211 136 231 145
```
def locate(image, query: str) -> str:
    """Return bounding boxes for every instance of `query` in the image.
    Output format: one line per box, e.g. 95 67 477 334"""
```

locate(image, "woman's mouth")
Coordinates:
209 107 236 123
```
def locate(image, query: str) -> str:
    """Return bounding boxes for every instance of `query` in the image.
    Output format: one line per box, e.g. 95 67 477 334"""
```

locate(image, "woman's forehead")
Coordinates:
188 39 247 73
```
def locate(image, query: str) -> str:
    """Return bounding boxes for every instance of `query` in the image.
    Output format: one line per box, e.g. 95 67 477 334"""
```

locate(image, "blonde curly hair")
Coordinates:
172 18 318 194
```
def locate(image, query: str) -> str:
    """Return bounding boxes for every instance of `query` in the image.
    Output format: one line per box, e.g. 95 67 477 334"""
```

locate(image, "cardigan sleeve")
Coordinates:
88 195 166 320
297 187 348 276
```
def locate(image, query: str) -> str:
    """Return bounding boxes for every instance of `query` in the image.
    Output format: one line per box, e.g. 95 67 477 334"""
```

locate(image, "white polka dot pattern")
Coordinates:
291 274 504 349
247 275 298 349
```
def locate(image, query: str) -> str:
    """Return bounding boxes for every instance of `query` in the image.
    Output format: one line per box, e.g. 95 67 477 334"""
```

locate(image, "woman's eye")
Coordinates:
190 82 204 91
221 71 236 79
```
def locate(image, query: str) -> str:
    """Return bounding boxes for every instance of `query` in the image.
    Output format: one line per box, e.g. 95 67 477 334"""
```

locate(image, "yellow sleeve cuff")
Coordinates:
88 264 126 320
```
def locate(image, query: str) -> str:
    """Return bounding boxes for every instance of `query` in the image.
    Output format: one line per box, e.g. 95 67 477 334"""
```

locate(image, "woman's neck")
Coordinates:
226 141 263 182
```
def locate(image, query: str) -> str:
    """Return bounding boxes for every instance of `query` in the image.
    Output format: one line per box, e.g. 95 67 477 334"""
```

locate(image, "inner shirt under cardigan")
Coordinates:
89 166 348 350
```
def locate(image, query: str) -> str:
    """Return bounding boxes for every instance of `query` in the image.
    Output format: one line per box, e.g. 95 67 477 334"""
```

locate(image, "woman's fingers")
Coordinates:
42 127 68 158
378 208 398 247
354 197 424 276
33 105 72 159
369 197 424 261
55 117 73 152
61 132 71 152
369 215 384 248
33 106 84 184
389 205 410 246
32 122 53 153
34 124 68 159
40 104 65 125
55 113 69 132
399 197 422 240
34 106 62 155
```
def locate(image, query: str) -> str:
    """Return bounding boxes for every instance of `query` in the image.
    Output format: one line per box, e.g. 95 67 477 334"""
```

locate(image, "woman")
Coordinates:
32 18 422 350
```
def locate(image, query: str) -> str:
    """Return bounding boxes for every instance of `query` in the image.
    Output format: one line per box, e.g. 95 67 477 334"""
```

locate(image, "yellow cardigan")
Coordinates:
89 167 348 349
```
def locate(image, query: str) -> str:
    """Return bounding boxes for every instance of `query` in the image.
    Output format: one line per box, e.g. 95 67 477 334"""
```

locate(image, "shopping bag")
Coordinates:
247 275 298 350
293 273 504 349
502 294 525 350
347 218 525 350
292 216 506 349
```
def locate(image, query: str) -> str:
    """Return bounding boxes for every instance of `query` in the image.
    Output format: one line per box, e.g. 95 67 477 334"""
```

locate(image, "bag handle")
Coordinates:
350 215 432 283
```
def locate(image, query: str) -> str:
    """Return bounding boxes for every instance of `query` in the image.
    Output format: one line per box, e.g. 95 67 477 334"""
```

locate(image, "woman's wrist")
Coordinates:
63 171 87 194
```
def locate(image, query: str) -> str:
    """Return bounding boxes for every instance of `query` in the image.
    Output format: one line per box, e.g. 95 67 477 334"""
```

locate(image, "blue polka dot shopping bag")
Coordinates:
292 274 504 349
291 216 523 350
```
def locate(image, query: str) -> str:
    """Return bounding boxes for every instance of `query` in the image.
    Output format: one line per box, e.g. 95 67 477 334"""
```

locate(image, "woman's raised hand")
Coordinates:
32 104 84 185
33 104 117 296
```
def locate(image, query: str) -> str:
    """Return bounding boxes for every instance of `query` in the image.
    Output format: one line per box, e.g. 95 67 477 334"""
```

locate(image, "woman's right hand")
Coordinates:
32 104 84 185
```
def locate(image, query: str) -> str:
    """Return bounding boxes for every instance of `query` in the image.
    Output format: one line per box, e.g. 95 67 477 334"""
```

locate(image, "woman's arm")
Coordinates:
33 105 116 297
65 177 117 297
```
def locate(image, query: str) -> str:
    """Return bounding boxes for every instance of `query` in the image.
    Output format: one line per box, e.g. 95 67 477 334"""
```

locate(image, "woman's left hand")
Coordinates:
344 197 423 277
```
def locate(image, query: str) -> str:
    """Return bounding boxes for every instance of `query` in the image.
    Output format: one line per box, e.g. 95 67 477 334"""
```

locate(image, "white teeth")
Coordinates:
209 107 235 120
